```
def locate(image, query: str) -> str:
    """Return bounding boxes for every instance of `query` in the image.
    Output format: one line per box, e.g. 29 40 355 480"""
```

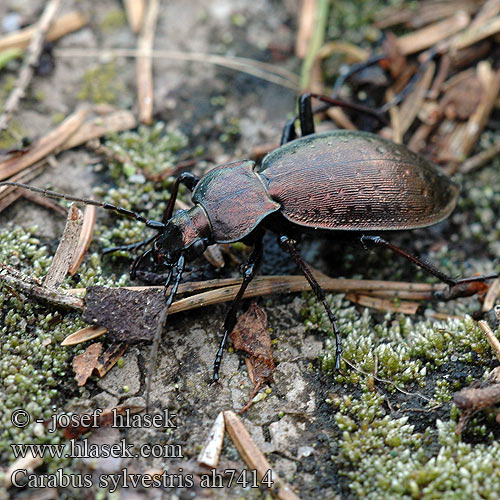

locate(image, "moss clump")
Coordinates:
77 61 125 105
0 123 187 487
99 9 126 32
335 393 500 499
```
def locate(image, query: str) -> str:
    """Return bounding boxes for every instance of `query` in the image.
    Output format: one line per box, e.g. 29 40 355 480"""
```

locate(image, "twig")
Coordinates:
483 277 500 312
0 0 63 133
137 0 159 124
0 262 84 310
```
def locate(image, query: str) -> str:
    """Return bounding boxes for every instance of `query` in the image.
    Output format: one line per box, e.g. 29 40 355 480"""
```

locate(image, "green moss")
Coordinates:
0 122 187 478
77 61 124 105
99 9 127 32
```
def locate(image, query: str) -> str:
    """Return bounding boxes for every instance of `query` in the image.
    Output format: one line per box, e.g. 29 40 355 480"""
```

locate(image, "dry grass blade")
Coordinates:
54 48 300 89
0 107 87 181
452 15 500 51
0 12 88 52
0 0 62 133
68 205 96 275
137 0 160 125
61 326 108 346
223 411 301 500
396 11 470 56
124 0 145 33
44 204 83 289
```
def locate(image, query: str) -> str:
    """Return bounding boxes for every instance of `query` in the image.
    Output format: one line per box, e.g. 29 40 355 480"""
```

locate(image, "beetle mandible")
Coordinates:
2 93 497 406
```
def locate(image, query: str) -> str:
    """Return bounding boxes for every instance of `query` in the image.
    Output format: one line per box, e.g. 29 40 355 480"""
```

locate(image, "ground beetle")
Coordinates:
2 93 497 406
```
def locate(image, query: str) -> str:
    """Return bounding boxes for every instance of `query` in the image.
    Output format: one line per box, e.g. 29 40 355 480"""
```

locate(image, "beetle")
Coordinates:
1 93 497 406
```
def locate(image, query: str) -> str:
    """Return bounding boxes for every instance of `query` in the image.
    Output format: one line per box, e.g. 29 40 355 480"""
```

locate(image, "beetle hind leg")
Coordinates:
360 235 499 300
279 235 342 370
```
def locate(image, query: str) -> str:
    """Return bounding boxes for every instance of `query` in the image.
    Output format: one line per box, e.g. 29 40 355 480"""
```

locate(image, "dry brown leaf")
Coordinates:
73 342 102 386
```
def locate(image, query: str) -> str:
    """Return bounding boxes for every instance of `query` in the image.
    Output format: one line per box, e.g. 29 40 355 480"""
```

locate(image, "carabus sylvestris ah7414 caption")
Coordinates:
1 93 497 406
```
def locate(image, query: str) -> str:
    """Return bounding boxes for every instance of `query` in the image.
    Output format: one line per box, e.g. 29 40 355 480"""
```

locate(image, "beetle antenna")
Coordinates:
145 253 185 410
0 181 166 230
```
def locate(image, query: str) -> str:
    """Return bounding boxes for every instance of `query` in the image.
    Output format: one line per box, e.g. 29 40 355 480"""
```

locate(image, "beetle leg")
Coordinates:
279 235 342 370
360 235 499 297
162 172 200 223
213 238 263 382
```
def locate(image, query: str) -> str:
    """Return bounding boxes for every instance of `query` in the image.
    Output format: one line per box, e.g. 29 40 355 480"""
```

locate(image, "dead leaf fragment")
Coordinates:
231 302 275 386
73 342 102 386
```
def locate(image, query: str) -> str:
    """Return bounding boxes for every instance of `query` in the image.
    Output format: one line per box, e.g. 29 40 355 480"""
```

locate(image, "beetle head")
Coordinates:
154 205 211 267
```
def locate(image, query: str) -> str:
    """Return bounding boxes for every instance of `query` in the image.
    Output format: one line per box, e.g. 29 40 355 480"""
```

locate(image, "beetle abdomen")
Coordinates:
259 130 459 231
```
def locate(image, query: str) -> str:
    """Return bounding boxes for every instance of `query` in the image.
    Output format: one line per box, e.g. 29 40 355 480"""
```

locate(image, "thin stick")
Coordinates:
137 0 159 124
0 262 84 310
0 0 62 133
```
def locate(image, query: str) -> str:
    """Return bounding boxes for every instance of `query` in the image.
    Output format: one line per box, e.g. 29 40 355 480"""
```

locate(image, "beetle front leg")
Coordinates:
213 238 263 382
279 235 342 370
162 172 200 223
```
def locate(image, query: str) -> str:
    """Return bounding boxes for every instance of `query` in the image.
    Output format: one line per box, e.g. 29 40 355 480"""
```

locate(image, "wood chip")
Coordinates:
0 107 87 181
223 411 301 500
197 412 225 468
